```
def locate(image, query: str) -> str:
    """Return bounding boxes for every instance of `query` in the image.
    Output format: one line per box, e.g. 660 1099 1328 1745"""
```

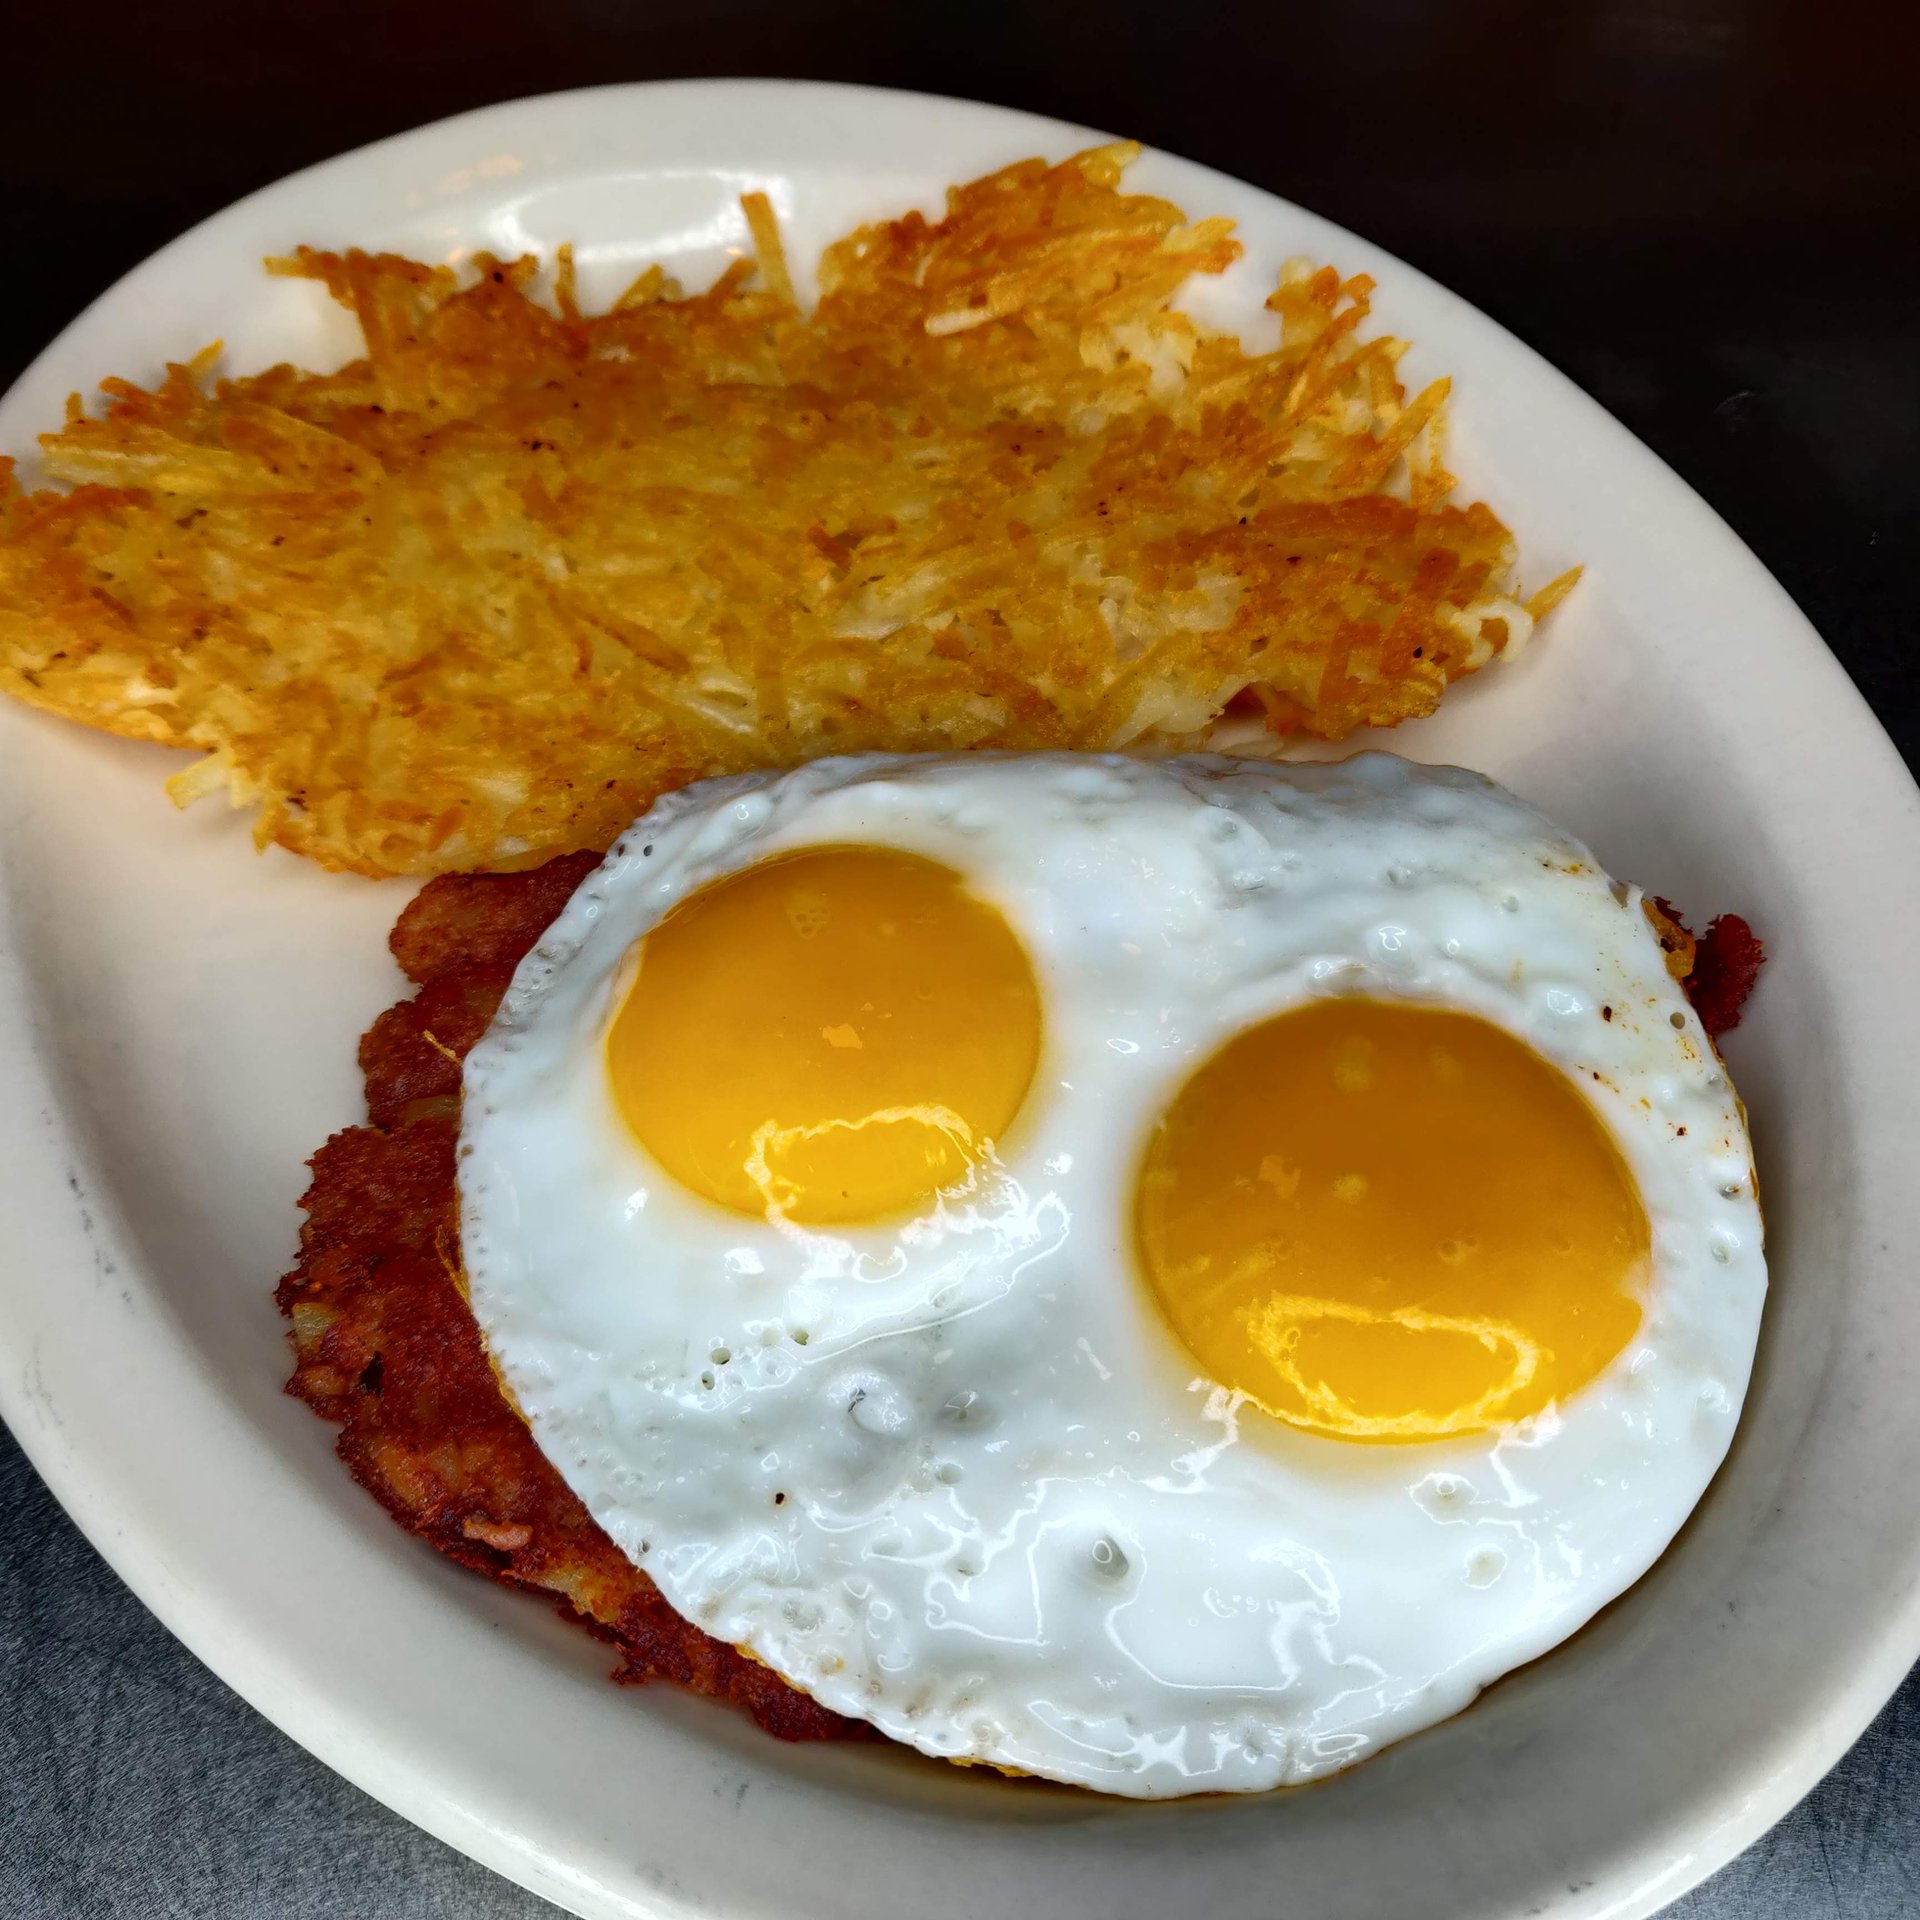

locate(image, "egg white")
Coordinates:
459 751 1765 1797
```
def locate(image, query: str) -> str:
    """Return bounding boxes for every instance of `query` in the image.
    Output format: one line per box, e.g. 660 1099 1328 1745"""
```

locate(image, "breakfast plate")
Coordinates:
2 77 1917 1919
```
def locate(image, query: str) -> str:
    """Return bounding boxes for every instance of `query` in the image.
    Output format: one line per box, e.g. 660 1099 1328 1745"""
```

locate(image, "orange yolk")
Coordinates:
606 846 1041 1224
1135 1000 1649 1442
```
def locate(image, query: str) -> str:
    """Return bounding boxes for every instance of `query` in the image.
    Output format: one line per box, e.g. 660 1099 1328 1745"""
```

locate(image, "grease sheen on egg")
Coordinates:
459 752 1765 1796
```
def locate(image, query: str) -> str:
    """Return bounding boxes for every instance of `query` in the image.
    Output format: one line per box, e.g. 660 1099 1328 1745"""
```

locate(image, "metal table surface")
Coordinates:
3 0 1916 1913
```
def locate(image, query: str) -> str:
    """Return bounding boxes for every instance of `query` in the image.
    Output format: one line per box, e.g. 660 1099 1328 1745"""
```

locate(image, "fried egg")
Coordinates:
459 752 1765 1796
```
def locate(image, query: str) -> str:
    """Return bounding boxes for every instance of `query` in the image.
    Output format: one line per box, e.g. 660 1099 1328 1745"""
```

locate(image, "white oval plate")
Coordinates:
2 78 1916 1920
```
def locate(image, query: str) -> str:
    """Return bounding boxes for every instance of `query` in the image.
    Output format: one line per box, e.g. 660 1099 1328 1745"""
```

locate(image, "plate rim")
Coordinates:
3 73 1918 1920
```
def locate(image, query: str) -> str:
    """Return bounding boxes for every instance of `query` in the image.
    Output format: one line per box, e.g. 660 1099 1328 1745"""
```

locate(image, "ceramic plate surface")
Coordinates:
3 77 1917 1920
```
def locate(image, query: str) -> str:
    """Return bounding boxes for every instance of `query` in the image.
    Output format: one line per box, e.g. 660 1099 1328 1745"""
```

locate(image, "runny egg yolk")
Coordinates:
606 846 1041 1224
1135 1001 1649 1442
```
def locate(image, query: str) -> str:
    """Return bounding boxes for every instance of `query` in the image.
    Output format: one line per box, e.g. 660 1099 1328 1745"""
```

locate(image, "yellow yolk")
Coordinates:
606 846 1041 1223
1134 1001 1649 1442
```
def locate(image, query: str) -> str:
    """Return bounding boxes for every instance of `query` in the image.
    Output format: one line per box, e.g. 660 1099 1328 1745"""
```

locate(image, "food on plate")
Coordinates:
0 146 1575 878
279 845 866 1741
1 129 1763 1790
284 752 1764 1773
390 749 1760 1795
1650 898 1766 1037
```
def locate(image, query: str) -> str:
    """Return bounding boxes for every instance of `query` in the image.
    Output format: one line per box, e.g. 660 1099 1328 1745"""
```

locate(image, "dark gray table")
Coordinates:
4 0 1917 1913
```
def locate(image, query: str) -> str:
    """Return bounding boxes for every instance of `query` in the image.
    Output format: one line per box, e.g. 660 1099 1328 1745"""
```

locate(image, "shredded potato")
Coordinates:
0 145 1575 877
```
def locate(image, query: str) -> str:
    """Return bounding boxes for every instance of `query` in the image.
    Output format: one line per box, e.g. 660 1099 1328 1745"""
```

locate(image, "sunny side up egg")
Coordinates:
458 752 1766 1797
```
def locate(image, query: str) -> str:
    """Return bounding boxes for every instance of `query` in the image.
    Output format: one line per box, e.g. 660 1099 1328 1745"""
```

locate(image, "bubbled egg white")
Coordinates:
459 751 1765 1797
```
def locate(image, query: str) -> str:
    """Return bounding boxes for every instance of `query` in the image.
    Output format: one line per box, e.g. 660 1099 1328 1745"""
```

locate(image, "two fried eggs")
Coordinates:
460 752 1765 1796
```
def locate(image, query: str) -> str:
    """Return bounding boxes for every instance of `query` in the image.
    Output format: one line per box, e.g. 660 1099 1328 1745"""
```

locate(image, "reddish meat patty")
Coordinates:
279 851 865 1742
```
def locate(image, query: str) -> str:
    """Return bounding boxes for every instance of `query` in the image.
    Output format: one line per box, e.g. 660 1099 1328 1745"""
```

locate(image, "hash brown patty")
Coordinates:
4 146 1569 879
